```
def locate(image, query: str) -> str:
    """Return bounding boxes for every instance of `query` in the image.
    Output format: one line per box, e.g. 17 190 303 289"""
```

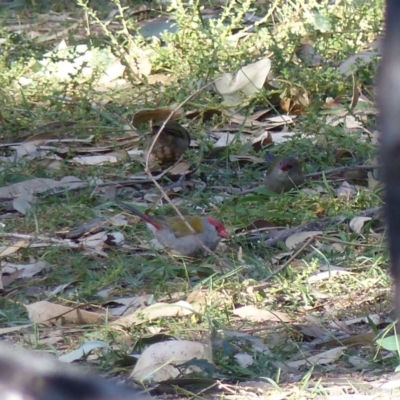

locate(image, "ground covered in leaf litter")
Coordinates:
0 1 398 399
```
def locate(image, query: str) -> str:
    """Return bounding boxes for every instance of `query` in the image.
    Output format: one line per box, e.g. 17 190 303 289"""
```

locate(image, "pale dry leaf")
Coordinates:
287 347 346 368
222 330 271 354
213 132 236 148
228 113 266 127
266 115 296 124
296 323 326 338
59 340 111 363
285 231 322 250
0 179 58 198
0 271 18 289
168 161 191 175
25 300 106 325
131 340 209 382
127 148 144 161
105 296 148 316
147 73 171 84
99 58 126 83
271 251 293 265
112 301 195 328
251 130 273 147
328 314 380 328
143 193 163 204
215 57 271 106
270 131 297 144
344 115 363 129
249 108 273 120
1 260 49 278
80 231 107 249
233 305 291 322
0 176 87 199
229 155 266 164
349 216 372 234
212 132 247 148
0 240 26 257
14 142 46 160
348 355 370 369
335 181 357 198
234 353 254 368
0 324 32 335
108 215 129 227
47 283 74 296
229 114 295 131
128 55 152 77
103 232 125 247
307 269 353 283
70 154 122 165
339 50 379 76
368 170 381 191
12 191 35 214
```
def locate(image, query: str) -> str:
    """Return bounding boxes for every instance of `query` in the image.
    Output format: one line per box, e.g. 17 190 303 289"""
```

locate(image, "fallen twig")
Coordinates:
245 207 382 247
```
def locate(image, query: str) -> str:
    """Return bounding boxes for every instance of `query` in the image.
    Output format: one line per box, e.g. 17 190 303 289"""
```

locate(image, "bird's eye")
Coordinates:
280 162 293 171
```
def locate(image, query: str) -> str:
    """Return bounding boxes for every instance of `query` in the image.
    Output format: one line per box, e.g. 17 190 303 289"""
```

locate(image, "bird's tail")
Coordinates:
116 201 157 226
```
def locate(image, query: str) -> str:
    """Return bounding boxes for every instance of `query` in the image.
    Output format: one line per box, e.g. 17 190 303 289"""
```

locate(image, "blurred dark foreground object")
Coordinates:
0 343 152 400
378 0 400 323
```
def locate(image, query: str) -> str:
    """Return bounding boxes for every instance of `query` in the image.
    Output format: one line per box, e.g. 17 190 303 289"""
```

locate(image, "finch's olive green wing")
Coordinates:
166 216 204 237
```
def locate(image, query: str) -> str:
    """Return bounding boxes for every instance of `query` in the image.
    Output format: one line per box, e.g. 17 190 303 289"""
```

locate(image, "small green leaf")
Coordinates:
376 335 400 351
312 12 332 32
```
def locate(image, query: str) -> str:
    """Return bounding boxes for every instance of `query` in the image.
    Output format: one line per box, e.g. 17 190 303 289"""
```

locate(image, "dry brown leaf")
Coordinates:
0 268 22 289
349 216 372 234
132 105 184 126
127 54 152 77
322 96 343 110
213 132 240 148
0 176 87 199
12 192 35 214
328 314 380 328
25 301 107 325
112 301 195 328
104 295 148 316
131 340 210 383
233 305 291 322
99 58 126 83
287 347 346 368
0 240 26 257
280 87 310 114
249 108 273 120
251 130 273 150
229 155 266 164
0 324 32 335
335 181 358 198
168 161 191 175
285 231 322 250
339 50 379 76
70 152 126 165
1 260 49 278
59 340 111 363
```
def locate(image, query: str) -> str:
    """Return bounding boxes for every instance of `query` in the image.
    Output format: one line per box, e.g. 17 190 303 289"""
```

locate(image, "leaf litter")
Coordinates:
0 2 394 400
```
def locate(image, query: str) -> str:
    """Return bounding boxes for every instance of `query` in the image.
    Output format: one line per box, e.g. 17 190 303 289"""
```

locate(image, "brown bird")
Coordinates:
264 156 304 193
145 121 190 165
117 201 228 257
